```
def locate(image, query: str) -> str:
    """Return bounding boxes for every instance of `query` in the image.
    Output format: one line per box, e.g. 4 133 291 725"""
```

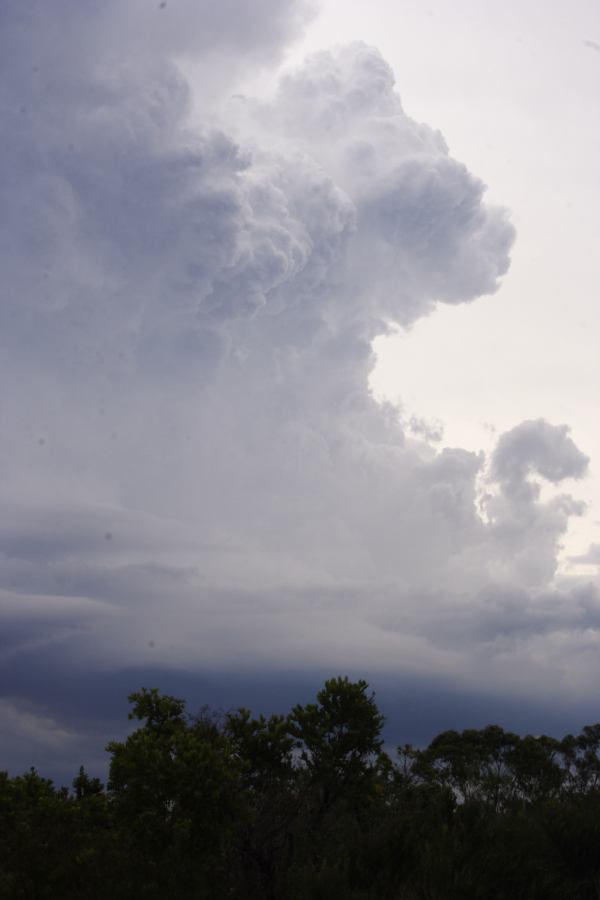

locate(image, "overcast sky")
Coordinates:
2 0 600 780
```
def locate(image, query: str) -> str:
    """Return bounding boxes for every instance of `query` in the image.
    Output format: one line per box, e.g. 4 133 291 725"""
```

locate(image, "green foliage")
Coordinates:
290 677 384 769
106 688 243 897
3 678 600 899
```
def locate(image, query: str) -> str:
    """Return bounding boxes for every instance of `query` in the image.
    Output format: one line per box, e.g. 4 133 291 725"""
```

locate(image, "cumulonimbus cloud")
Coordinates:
0 1 596 767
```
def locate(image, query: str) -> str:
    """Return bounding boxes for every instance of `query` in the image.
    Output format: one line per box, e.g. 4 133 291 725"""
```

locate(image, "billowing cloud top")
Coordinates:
0 0 596 772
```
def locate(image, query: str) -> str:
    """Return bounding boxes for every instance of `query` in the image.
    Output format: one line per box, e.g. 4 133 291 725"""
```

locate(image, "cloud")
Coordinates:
569 543 600 566
0 697 76 752
583 39 600 53
368 579 600 699
0 1 596 773
490 419 589 501
238 43 514 327
408 415 444 443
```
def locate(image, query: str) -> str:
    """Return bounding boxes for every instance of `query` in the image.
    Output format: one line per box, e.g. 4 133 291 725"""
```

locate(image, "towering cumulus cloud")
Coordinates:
0 0 595 770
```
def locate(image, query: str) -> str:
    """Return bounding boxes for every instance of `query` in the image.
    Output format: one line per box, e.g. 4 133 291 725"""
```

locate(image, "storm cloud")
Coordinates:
0 0 596 774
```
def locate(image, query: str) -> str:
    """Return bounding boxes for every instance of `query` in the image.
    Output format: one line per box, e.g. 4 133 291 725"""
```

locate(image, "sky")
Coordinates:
2 0 600 781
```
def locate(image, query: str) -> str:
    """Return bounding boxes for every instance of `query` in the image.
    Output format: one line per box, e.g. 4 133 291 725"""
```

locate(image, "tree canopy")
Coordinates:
2 677 600 899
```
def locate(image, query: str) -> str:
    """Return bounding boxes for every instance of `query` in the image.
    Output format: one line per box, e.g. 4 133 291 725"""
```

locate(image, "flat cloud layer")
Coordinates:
1 0 598 772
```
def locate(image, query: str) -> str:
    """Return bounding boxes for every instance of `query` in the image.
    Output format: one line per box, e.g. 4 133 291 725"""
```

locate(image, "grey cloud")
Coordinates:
487 493 586 587
490 419 589 501
427 582 600 647
1 2 596 773
483 423 588 588
416 448 484 534
0 697 76 753
356 156 512 314
365 579 600 705
0 0 314 91
409 415 444 443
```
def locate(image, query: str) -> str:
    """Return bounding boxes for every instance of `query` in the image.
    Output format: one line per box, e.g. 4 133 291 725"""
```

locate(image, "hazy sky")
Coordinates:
2 0 600 778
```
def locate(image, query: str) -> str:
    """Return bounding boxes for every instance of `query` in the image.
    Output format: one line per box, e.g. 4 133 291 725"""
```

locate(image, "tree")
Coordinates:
287 677 389 898
0 768 74 899
106 688 242 898
290 676 385 795
225 709 296 899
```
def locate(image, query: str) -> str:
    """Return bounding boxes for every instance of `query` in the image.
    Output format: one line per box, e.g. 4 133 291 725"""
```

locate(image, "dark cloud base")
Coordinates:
3 655 598 785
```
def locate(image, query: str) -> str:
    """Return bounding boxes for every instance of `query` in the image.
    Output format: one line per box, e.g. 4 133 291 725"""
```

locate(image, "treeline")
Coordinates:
2 677 600 899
